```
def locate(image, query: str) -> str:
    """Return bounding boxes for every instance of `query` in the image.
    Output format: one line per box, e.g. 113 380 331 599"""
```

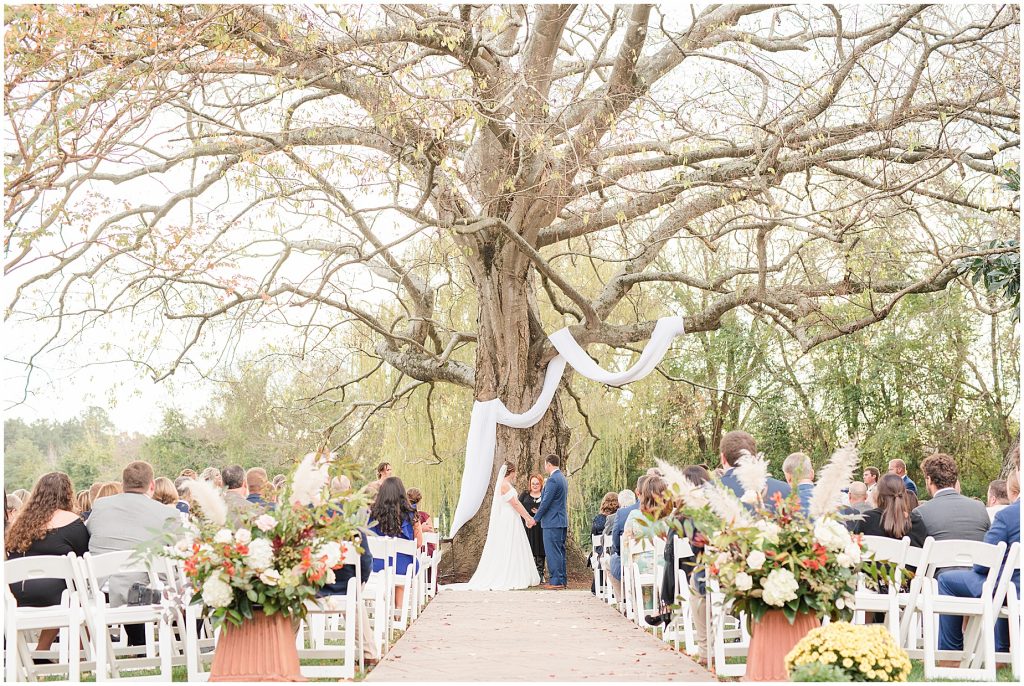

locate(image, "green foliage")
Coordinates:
956 239 1020 321
141 408 224 477
789 663 850 682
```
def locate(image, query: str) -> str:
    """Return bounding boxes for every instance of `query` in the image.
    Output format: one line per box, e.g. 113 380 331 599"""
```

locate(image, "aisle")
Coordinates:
366 590 714 681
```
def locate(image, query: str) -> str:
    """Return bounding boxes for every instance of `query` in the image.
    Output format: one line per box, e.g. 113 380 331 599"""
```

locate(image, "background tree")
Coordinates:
5 5 1019 575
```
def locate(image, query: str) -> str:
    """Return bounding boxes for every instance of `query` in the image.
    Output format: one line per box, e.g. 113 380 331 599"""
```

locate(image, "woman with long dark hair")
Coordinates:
6 472 90 653
369 476 422 609
853 473 928 546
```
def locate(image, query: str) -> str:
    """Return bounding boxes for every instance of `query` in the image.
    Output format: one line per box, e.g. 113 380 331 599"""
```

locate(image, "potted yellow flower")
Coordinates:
786 622 912 681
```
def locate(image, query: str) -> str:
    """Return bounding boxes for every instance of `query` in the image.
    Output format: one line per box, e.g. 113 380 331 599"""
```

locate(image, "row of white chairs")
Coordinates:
6 530 445 683
590 532 1021 682
5 550 176 682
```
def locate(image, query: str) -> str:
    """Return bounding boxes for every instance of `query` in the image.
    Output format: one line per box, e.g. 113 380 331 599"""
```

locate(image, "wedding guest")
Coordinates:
221 464 259 525
94 481 121 500
330 475 352 496
13 488 30 504
153 477 178 506
173 477 191 514
87 461 179 646
179 468 198 480
887 458 918 495
718 431 790 507
590 492 618 595
852 474 928 547
272 474 287 491
6 472 90 654
316 531 379 666
245 467 271 507
200 466 223 488
914 453 989 542
845 481 872 513
936 469 1019 664
407 487 437 557
987 479 1010 521
864 467 880 504
520 473 545 577
608 475 648 603
369 476 421 609
782 452 815 512
6 492 23 523
3 489 11 531
87 482 103 509
621 476 669 612
74 489 91 518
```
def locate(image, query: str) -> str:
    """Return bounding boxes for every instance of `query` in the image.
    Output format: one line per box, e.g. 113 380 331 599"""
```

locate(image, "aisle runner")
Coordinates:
365 590 712 682
449 316 686 538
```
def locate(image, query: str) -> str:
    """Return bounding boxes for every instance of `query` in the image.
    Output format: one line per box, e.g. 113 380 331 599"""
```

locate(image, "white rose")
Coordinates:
746 550 767 570
734 572 754 591
254 514 277 532
201 575 234 608
715 551 732 569
258 569 281 587
761 568 799 607
245 538 274 572
213 529 233 545
318 541 343 568
234 528 252 545
836 597 846 610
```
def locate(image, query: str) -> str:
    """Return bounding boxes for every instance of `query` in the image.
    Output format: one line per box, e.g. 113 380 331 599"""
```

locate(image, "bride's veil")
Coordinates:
488 463 509 517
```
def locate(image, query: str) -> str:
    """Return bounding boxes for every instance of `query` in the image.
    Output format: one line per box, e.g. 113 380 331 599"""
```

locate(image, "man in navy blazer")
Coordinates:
718 430 791 509
532 454 568 589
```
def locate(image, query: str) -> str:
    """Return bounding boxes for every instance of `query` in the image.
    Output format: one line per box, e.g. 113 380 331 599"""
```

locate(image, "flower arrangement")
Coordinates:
654 445 894 624
786 622 912 682
158 451 368 627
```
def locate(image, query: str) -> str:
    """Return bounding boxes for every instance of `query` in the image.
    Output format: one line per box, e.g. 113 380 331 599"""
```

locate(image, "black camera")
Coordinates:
126 583 163 606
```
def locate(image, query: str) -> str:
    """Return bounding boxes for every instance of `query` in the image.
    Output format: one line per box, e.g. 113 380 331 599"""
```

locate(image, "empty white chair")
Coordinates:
4 553 86 682
663 537 697 655
706 571 749 677
422 532 441 598
917 539 1007 681
590 534 605 600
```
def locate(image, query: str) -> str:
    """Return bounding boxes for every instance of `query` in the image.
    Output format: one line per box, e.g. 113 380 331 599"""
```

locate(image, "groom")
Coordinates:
531 454 568 589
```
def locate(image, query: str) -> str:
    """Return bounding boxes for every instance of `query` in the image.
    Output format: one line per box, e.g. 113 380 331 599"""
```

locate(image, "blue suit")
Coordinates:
938 499 1020 652
609 502 640 581
902 474 918 495
533 468 568 586
720 468 791 510
795 483 815 512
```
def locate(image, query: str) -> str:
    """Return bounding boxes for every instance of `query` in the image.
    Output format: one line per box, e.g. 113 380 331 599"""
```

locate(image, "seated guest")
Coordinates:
845 481 872 513
272 474 287 491
887 458 918 495
152 477 178 506
782 452 815 512
317 530 379 665
608 476 647 604
406 488 435 533
221 465 260 525
936 469 1020 663
173 477 191 514
590 492 619 595
178 468 198 480
245 467 271 507
622 477 669 577
75 490 92 519
13 488 31 504
87 461 179 646
369 476 421 610
605 490 634 537
200 466 223 489
6 492 23 523
719 431 791 508
330 475 352 496
94 481 121 500
987 479 1010 521
6 472 90 655
852 474 928 547
915 453 989 542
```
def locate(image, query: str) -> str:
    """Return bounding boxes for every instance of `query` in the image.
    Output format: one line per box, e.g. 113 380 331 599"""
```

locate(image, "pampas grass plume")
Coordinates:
183 478 227 527
809 443 860 519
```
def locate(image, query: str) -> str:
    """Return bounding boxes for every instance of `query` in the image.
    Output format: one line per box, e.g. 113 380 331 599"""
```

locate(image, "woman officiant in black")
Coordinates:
520 473 546 577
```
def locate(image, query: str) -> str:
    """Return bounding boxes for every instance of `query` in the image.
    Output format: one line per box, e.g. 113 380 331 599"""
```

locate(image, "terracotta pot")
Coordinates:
209 610 306 682
743 609 819 682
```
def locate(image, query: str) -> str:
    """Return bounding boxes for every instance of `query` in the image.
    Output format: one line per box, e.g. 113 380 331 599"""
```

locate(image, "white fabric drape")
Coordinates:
448 316 685 538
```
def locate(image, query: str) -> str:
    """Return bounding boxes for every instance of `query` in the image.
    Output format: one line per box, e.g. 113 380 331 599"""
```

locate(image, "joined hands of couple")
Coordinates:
524 516 537 528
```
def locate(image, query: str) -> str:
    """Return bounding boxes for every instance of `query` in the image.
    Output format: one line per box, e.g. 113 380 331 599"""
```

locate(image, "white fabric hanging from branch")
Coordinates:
448 316 685 538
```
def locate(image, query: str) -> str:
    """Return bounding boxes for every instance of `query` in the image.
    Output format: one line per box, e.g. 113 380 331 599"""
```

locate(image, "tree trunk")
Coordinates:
446 237 572 580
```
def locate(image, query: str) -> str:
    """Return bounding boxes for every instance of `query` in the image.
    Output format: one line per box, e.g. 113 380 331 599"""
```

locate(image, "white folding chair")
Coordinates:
706 566 749 677
853 536 911 639
390 538 419 633
898 537 934 653
4 553 86 682
602 533 617 607
75 550 173 681
297 544 364 680
590 534 605 600
980 542 1020 678
663 537 697 655
629 538 664 633
422 532 441 599
917 539 1007 681
364 536 394 654
183 601 217 682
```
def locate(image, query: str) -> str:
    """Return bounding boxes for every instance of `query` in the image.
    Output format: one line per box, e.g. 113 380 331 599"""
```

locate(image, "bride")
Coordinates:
461 461 541 590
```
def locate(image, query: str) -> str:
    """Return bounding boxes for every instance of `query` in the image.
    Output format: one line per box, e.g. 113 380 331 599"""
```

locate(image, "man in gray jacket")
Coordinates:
914 453 990 542
87 460 179 645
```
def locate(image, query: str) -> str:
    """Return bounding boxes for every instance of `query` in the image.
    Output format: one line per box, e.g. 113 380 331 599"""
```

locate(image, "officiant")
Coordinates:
519 473 546 577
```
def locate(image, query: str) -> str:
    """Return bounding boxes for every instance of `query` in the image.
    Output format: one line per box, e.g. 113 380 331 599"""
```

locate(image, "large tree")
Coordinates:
5 4 1019 574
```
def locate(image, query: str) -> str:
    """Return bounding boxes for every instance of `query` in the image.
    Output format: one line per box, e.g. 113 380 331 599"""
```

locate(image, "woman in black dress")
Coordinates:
6 472 90 653
519 473 545 577
852 473 928 547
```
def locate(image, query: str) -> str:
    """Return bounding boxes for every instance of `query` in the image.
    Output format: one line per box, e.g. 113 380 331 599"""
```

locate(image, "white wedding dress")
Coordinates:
454 465 541 591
